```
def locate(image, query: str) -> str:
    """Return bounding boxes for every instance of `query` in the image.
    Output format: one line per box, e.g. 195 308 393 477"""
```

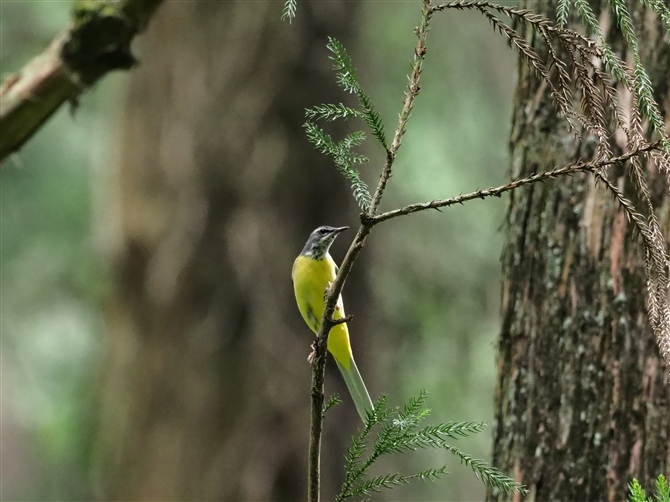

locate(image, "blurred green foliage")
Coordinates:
2 1 113 499
1 1 513 500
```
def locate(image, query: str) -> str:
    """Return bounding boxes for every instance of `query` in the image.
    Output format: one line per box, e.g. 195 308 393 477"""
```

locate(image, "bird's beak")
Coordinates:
333 226 349 234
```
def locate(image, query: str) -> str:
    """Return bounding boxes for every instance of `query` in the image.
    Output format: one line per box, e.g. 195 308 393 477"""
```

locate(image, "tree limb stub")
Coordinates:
0 0 164 163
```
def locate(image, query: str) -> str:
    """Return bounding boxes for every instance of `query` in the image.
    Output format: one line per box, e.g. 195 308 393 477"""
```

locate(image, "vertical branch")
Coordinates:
368 0 433 215
307 225 372 502
306 4 433 501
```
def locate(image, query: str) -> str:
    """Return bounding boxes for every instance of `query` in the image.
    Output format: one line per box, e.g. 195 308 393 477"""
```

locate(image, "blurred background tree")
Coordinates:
1 1 513 500
96 2 367 500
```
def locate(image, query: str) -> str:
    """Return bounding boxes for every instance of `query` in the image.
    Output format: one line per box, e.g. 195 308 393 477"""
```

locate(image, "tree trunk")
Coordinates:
489 1 670 501
94 2 366 500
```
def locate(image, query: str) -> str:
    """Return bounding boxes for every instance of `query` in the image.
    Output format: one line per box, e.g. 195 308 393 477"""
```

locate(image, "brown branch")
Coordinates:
368 0 433 215
307 225 372 502
307 2 433 501
331 314 354 326
0 0 164 163
372 143 661 224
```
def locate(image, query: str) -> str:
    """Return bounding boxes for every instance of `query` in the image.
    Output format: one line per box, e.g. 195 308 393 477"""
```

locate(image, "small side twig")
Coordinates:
331 314 354 326
372 143 661 224
308 225 372 502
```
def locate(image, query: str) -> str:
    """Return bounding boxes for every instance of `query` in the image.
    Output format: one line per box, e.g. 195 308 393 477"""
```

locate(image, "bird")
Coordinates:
292 225 373 422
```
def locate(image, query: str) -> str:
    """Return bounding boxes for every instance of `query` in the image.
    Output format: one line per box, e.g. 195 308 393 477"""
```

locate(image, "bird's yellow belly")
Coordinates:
292 254 351 366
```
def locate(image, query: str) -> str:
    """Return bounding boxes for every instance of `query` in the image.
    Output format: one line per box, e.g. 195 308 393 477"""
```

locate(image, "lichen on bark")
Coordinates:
489 0 670 500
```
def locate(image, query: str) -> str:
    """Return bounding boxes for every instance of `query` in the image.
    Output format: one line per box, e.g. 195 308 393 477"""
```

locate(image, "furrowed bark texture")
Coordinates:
489 1 670 501
95 2 367 500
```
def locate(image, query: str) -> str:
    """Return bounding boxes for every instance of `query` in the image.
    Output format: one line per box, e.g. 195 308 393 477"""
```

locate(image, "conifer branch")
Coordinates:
281 0 297 23
628 475 670 502
308 224 372 502
327 38 388 149
304 121 372 211
305 103 364 122
556 0 572 27
429 0 670 371
336 392 524 501
433 0 670 151
306 0 670 498
307 4 435 500
323 394 342 417
658 475 670 501
638 0 670 35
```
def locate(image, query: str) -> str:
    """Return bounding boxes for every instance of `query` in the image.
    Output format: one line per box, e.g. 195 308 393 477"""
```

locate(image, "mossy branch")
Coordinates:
0 0 164 163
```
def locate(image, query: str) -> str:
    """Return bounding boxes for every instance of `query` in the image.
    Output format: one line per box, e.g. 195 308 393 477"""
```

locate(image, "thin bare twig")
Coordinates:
307 225 371 502
368 0 433 215
372 143 661 223
332 314 354 326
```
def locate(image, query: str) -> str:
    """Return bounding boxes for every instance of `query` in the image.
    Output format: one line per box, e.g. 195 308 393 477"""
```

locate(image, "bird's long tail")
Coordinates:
335 355 374 423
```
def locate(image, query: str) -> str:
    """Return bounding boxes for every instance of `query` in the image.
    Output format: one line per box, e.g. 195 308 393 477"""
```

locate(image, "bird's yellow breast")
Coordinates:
292 253 351 366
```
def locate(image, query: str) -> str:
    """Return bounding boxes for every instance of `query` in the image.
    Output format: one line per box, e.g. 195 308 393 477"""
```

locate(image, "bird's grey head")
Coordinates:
301 225 348 259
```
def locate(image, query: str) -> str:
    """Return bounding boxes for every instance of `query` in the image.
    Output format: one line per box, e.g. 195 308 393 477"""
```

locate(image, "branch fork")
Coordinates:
307 3 433 500
306 0 668 499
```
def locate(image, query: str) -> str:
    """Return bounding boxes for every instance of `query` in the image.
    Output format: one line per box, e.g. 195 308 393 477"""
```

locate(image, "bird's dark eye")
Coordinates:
319 228 328 235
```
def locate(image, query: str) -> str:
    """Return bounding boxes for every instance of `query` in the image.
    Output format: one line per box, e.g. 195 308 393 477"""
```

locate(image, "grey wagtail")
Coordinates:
292 226 373 422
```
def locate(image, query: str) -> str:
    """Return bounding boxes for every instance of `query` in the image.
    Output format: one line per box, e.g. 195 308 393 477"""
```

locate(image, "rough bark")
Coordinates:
94 2 366 500
489 1 670 501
